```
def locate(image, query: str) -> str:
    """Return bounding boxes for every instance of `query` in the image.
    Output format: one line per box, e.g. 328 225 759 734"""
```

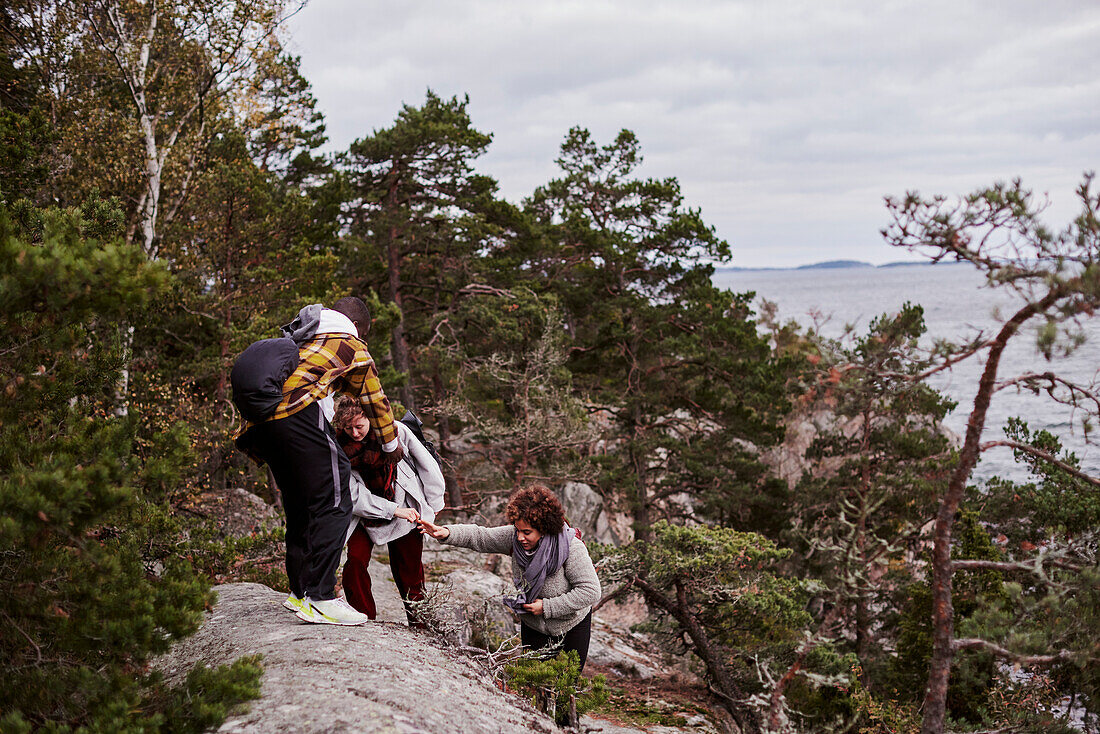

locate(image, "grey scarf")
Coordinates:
503 524 573 612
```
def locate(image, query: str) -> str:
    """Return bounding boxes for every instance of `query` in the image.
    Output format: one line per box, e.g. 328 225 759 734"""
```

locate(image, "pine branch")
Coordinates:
592 580 634 613
1 610 42 665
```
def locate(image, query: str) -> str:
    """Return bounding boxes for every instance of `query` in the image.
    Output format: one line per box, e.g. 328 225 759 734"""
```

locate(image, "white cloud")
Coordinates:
287 0 1100 267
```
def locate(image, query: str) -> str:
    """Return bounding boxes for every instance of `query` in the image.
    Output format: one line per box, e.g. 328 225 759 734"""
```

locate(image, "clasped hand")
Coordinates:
393 507 420 524
381 444 405 465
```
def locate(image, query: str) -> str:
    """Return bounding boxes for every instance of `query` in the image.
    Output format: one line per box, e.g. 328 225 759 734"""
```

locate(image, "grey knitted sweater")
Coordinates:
441 524 601 637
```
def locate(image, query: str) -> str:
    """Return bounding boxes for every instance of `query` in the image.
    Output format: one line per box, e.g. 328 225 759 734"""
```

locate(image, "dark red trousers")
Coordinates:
343 523 426 628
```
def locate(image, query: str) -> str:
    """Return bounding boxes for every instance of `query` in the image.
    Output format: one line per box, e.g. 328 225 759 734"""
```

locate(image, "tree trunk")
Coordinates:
112 325 135 417
139 109 161 256
769 607 841 732
627 322 652 539
432 371 462 507
920 294 1055 734
855 415 872 666
215 197 236 405
384 172 416 412
637 578 760 734
630 412 651 540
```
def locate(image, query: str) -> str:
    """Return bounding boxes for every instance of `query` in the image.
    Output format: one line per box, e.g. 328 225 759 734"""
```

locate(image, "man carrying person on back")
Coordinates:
234 296 404 626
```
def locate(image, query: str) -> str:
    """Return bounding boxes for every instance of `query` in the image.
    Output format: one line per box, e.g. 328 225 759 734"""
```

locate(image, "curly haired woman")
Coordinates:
418 484 601 670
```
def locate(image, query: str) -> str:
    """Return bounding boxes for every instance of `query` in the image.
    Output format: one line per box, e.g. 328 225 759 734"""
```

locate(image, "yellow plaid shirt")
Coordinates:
234 334 398 461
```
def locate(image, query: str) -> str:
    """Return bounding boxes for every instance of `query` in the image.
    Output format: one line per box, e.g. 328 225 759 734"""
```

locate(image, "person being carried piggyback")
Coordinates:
234 297 404 626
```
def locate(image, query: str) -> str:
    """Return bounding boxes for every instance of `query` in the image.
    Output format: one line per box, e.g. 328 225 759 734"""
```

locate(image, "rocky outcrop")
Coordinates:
561 481 635 547
182 487 281 538
157 583 556 733
760 407 962 489
423 546 670 683
184 481 719 732
759 408 859 488
157 580 722 734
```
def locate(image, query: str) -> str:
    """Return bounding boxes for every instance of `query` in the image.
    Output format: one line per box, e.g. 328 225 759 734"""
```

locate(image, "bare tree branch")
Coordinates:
980 439 1100 488
953 638 1078 666
953 557 1087 575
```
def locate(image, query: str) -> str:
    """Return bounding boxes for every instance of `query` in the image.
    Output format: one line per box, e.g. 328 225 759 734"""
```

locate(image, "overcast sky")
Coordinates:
286 1 1100 269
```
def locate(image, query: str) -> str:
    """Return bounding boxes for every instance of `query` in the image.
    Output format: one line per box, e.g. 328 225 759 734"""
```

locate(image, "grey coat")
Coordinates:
345 421 446 545
441 524 601 637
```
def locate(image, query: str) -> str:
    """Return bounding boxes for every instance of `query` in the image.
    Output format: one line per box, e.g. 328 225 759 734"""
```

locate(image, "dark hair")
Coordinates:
332 396 365 432
331 296 371 337
505 484 566 536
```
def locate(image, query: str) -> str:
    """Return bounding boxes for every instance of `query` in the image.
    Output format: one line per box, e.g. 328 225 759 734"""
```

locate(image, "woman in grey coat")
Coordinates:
418 484 601 670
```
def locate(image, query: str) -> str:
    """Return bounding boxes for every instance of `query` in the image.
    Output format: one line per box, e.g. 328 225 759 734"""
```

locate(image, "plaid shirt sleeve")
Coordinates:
233 335 398 460
332 349 399 446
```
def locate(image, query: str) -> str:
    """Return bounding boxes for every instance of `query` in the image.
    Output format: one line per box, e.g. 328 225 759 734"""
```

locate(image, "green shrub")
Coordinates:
505 650 607 725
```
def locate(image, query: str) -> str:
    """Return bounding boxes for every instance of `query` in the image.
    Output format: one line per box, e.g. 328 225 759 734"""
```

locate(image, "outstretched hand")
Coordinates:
417 518 449 540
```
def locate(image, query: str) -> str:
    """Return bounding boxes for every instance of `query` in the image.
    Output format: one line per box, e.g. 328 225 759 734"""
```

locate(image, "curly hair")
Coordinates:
505 484 566 536
331 396 365 433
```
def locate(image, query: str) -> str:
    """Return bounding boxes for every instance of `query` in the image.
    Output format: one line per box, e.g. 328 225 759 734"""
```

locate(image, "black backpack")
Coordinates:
230 338 300 422
399 410 442 466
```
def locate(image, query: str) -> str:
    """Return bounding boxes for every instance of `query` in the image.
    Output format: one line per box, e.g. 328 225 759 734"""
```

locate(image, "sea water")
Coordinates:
713 263 1100 483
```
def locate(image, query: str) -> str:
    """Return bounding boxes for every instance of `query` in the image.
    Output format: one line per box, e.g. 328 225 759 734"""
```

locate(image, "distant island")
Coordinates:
796 259 873 270
717 259 963 273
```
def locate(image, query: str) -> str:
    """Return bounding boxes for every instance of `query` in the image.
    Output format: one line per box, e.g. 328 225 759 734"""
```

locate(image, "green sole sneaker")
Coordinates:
297 598 368 626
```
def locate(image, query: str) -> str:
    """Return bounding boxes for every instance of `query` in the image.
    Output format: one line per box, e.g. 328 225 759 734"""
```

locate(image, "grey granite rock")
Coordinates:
561 482 604 539
157 583 556 733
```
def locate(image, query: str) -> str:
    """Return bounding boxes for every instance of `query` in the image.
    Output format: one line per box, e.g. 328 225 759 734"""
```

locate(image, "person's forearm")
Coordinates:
441 524 513 554
540 578 601 619
354 491 398 520
348 361 398 446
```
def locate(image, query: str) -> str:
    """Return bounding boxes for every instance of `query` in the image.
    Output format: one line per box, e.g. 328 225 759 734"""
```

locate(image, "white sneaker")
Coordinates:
297 597 369 626
283 593 306 613
294 600 319 623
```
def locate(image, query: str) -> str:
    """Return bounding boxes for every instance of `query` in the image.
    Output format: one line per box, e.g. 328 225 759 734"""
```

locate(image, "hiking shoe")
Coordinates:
283 594 306 613
297 597 369 626
294 600 319 623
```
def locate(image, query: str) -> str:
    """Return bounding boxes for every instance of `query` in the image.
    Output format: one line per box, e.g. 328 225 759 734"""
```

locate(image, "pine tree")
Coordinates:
882 175 1100 733
964 421 1100 729
600 521 850 733
0 202 260 731
522 128 791 537
340 90 500 413
150 128 342 496
431 289 596 495
792 305 955 670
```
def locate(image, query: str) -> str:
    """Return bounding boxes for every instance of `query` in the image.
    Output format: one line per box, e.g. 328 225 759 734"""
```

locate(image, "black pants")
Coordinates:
520 611 593 672
248 402 352 601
